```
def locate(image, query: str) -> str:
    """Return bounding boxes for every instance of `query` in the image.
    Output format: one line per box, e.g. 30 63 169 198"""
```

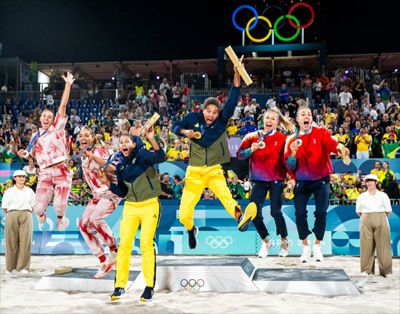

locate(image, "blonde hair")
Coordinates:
296 106 312 118
266 107 296 133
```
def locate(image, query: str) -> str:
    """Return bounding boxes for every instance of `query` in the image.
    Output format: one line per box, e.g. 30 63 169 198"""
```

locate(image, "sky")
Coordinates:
1 0 399 64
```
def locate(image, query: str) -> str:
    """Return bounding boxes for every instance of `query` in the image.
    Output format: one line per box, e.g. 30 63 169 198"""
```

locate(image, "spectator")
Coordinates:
370 160 383 177
70 109 80 129
338 86 352 108
135 101 144 121
180 143 189 161
301 74 313 99
379 161 395 188
381 126 397 144
147 84 158 112
158 89 168 118
324 106 336 126
172 175 183 200
248 120 258 133
278 84 289 108
227 119 238 136
23 159 37 176
238 121 248 138
355 127 371 159
335 126 349 147
104 115 116 134
241 111 254 131
318 73 329 104
375 96 385 115
266 95 277 109
386 96 398 114
172 82 182 108
159 78 171 97
383 174 399 200
181 83 191 105
166 140 181 161
68 159 77 175
117 113 129 133
380 80 392 108
159 173 173 199
244 99 256 118
328 77 339 108
2 170 35 274
228 175 245 200
356 174 392 277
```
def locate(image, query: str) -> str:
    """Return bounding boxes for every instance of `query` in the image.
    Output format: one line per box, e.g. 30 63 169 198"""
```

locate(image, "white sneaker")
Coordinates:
385 274 392 278
20 269 29 274
57 216 68 232
106 251 118 267
37 213 46 224
300 245 311 263
361 272 369 277
258 241 273 258
279 239 290 257
312 244 324 262
5 270 12 275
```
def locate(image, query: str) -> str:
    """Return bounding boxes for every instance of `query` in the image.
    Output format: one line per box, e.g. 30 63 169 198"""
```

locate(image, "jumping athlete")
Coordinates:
18 72 75 231
237 108 296 258
284 106 349 263
99 128 165 302
171 56 257 250
78 126 122 279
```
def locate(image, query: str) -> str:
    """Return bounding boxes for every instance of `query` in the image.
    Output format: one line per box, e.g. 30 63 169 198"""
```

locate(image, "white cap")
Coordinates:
364 174 379 181
13 170 27 177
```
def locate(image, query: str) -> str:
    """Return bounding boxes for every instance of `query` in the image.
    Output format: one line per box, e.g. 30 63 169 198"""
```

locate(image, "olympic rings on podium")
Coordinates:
205 236 233 249
232 3 315 43
180 279 205 290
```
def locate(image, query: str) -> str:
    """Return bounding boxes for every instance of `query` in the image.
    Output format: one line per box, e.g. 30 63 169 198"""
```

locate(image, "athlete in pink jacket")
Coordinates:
18 72 74 231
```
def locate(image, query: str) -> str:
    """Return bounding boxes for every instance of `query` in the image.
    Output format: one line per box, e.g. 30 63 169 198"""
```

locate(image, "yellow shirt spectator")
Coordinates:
180 149 189 160
345 187 360 200
345 175 356 185
325 112 336 125
335 133 348 145
166 148 181 161
227 125 238 136
381 133 397 144
370 168 384 178
355 134 371 152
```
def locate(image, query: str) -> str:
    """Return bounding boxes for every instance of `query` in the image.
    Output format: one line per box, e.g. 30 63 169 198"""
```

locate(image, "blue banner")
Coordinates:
0 201 399 256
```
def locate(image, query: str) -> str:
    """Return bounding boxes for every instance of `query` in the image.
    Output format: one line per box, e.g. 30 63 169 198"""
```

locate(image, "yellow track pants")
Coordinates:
179 164 241 230
115 197 160 289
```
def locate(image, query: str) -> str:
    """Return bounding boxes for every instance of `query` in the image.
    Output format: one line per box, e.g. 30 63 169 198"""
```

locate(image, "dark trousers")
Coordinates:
250 180 288 240
294 177 330 241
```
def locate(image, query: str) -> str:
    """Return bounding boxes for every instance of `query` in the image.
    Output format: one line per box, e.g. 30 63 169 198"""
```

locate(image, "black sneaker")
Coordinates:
111 287 126 301
140 286 154 302
188 226 199 250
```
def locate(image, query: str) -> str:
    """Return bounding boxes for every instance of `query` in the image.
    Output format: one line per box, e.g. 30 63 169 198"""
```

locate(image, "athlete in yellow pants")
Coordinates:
172 56 257 249
116 198 160 290
100 129 165 302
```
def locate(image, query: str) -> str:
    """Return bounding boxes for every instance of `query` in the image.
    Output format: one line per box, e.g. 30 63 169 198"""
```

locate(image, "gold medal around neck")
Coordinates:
295 139 302 146
258 141 266 149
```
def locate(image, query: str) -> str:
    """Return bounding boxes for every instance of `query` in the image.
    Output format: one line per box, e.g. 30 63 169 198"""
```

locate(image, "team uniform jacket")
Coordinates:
81 146 119 196
171 86 240 167
284 126 338 181
30 113 68 169
237 130 294 181
109 136 165 202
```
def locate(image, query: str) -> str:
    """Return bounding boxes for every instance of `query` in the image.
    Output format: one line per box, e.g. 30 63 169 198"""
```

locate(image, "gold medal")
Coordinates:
194 131 202 139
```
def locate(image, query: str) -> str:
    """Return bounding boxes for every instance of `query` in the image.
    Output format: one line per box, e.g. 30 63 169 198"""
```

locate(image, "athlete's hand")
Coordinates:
97 170 109 184
183 129 196 138
17 149 25 158
144 125 155 139
83 150 95 161
234 55 245 74
61 71 75 86
290 142 298 157
250 142 260 152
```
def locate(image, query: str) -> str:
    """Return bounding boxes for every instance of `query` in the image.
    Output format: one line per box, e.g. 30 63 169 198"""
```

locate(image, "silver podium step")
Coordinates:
130 258 258 292
253 268 360 295
34 268 140 292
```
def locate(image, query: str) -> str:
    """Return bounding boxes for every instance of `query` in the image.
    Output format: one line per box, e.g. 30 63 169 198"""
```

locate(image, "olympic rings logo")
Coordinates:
180 279 205 290
205 236 233 249
232 3 315 42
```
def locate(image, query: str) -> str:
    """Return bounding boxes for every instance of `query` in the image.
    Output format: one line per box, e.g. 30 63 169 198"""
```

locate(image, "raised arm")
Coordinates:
59 72 75 118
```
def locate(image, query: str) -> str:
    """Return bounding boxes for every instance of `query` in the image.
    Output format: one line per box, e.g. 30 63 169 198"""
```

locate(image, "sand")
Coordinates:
0 254 399 314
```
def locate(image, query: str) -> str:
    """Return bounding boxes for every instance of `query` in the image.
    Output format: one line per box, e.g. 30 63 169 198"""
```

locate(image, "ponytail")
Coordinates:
266 107 296 133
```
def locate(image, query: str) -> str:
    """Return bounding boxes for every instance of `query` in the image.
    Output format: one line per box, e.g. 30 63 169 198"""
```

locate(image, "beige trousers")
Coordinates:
359 212 392 276
5 210 33 272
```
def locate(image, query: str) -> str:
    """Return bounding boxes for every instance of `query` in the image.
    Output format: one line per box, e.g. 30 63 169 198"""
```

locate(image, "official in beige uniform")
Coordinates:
2 170 35 274
356 174 392 277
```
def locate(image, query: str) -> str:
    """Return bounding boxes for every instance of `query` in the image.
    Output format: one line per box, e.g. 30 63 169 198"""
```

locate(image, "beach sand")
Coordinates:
1 255 399 314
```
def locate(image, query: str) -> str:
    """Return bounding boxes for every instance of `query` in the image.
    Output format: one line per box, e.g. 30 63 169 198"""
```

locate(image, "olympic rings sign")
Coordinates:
205 236 233 249
232 3 315 43
180 279 205 290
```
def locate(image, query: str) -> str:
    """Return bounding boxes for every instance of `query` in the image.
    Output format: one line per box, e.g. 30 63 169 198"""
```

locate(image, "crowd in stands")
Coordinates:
0 66 399 205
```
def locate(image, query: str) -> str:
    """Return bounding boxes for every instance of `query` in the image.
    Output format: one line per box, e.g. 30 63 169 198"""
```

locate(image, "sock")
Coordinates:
99 255 106 263
109 245 118 253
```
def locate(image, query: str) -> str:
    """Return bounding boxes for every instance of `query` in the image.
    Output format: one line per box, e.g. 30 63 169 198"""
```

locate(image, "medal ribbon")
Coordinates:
295 126 312 140
102 152 122 171
257 130 274 142
26 129 48 152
